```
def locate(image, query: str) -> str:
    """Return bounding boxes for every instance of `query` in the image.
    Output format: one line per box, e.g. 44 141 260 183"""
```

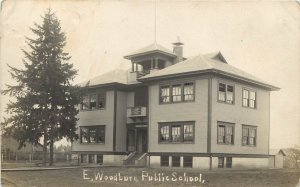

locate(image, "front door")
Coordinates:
137 129 147 153
127 130 135 152
126 128 147 153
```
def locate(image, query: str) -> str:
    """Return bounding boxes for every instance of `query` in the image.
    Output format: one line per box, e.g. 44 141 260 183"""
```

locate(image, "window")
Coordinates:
171 125 181 142
172 85 182 102
172 156 180 167
160 82 194 103
218 157 224 168
159 122 194 143
89 95 96 109
161 156 169 167
183 156 193 168
81 154 87 163
242 125 257 146
161 86 170 103
88 154 95 163
98 93 106 109
160 126 170 142
226 157 232 168
217 122 234 144
243 89 256 108
183 125 194 142
80 126 105 144
81 95 89 110
97 154 103 165
218 83 234 104
184 83 194 101
81 92 106 110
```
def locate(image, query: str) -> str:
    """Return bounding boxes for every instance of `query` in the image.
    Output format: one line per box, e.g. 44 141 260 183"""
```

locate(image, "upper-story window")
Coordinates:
89 95 97 109
82 95 89 110
242 125 257 146
98 93 106 109
160 82 194 104
81 92 106 111
80 125 105 144
218 83 234 104
243 89 256 108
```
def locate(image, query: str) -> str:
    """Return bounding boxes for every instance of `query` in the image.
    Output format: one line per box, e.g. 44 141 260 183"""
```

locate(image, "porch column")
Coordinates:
135 63 138 72
155 57 158 69
151 58 154 69
134 129 138 152
131 62 134 72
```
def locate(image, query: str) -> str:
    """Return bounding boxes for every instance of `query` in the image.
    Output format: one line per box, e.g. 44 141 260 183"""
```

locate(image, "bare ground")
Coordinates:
1 166 300 187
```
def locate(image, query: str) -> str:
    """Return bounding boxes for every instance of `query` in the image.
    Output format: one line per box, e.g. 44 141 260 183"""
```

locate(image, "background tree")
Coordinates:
285 145 300 168
1 9 80 166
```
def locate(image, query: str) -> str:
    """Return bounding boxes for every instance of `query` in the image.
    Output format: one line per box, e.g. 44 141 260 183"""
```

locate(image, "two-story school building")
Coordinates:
71 40 279 169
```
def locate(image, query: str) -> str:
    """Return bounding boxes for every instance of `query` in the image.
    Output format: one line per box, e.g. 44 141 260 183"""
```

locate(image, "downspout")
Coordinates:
147 85 151 168
208 76 213 170
113 90 117 152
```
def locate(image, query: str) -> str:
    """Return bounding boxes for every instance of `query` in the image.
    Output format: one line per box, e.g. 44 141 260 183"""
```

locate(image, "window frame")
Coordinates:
159 82 195 104
160 155 169 167
242 125 257 147
172 156 181 167
158 121 195 144
217 121 235 145
218 157 224 168
80 92 106 111
183 156 193 168
217 81 235 105
80 125 106 144
242 88 257 109
96 154 103 165
226 157 232 168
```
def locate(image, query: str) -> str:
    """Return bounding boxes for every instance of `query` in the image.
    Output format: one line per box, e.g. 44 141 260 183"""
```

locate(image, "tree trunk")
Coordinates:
42 130 47 167
49 138 54 166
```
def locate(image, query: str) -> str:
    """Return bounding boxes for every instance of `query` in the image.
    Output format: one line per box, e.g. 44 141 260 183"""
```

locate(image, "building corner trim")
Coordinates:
113 90 117 152
207 76 213 170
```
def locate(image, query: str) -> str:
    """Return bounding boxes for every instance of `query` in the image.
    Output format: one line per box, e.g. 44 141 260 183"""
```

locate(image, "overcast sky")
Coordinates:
1 0 299 149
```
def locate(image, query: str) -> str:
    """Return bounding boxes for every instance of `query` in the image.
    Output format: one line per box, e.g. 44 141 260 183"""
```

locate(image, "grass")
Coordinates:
1 166 300 187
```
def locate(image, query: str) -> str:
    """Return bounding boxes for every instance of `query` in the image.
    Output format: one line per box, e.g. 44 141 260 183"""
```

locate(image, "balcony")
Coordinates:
127 106 147 118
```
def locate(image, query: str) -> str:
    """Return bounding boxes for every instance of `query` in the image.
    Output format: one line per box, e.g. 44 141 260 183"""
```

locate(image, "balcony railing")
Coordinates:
127 106 147 118
137 70 150 78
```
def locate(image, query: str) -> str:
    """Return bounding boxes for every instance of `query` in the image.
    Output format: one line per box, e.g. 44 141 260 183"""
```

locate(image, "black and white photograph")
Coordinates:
1 0 299 186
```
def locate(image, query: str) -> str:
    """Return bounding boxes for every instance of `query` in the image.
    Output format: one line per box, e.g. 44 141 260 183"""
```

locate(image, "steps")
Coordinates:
123 153 144 166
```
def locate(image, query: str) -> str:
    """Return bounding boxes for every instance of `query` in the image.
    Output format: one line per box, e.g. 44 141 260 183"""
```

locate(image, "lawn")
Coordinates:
1 166 300 187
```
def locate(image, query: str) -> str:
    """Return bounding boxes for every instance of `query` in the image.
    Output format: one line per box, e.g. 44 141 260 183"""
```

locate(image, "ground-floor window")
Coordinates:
161 156 169 167
183 156 193 168
218 157 224 168
88 154 95 163
172 156 181 167
226 157 232 168
81 154 87 163
97 154 103 165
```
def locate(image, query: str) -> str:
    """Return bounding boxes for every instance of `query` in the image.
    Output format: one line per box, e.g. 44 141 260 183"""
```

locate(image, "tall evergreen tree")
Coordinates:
1 9 80 166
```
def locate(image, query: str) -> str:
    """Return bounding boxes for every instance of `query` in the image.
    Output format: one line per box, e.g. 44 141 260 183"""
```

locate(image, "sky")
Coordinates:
1 0 299 149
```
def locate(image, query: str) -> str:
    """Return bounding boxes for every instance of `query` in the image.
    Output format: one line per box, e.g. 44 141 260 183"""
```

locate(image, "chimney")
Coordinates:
173 36 184 63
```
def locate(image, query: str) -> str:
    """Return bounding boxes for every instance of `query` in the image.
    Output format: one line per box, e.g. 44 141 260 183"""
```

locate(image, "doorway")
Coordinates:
126 128 147 153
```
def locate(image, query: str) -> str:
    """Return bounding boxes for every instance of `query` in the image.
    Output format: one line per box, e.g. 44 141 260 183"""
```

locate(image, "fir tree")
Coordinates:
1 9 80 166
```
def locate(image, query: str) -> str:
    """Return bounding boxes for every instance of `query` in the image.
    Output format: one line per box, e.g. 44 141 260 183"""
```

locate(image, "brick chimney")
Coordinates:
173 37 184 63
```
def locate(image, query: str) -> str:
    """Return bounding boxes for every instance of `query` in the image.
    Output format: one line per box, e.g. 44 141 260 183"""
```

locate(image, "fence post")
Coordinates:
1 154 3 162
29 154 32 162
67 154 69 161
16 153 18 161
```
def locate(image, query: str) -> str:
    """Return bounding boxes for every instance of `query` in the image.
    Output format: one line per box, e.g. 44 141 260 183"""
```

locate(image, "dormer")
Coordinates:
124 43 178 82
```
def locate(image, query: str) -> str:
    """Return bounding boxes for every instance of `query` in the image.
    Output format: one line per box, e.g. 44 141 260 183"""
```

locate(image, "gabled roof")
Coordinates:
139 52 279 91
124 43 177 59
78 69 128 87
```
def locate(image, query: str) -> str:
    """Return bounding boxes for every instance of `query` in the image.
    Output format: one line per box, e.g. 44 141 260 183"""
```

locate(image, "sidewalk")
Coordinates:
1 165 101 172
